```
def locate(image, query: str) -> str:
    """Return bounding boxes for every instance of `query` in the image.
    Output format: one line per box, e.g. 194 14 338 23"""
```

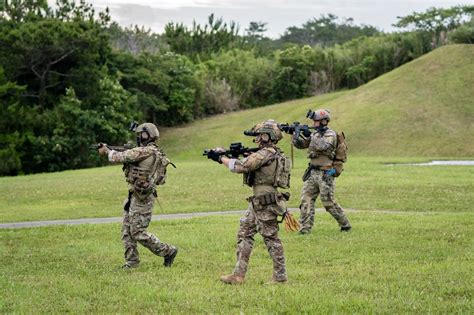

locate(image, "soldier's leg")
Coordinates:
122 210 140 267
233 205 258 278
257 209 287 282
319 175 351 230
129 196 176 258
299 171 319 233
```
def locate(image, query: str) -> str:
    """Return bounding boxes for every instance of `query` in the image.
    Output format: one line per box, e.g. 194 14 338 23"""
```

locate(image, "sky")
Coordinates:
83 0 471 38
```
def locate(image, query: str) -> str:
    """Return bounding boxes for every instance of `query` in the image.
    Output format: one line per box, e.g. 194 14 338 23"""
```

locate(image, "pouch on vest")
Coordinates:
273 153 291 189
243 171 255 187
274 192 290 216
247 193 277 211
333 131 348 177
155 155 171 185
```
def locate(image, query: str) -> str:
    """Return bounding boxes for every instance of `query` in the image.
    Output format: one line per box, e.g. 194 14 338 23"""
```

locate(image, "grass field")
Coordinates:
1 156 473 223
1 212 472 313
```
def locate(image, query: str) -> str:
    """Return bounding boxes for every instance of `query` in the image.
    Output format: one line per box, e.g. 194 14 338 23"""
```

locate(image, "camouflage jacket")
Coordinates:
107 143 168 188
293 128 337 166
229 145 280 195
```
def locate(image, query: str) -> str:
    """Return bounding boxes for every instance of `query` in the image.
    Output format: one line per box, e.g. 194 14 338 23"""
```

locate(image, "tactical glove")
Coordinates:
302 128 312 137
324 168 336 178
98 143 108 156
207 150 223 164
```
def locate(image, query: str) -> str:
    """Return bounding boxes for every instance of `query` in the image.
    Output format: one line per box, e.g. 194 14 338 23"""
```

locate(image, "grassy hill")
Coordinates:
160 44 474 158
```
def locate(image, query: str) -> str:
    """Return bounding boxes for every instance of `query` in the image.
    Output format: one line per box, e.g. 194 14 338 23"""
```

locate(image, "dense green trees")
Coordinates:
1 1 472 175
394 5 474 46
164 14 242 61
0 0 131 174
281 14 380 47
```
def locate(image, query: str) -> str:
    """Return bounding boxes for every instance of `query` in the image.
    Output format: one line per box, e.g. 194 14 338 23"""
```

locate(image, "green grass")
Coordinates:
1 212 472 313
1 156 473 223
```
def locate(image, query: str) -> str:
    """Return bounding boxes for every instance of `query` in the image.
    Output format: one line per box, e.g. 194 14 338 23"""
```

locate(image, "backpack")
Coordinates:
273 152 292 189
333 131 348 177
152 150 175 186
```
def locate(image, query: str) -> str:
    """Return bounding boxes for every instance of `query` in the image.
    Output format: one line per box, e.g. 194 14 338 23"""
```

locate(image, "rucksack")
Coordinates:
333 131 348 177
273 152 292 189
152 150 175 186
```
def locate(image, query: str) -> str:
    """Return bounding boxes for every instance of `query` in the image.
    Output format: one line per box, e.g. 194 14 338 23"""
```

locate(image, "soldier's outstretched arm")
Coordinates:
101 146 154 164
223 150 267 174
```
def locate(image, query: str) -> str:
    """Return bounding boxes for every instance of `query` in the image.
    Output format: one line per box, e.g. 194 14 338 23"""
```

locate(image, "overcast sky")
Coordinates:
84 0 470 38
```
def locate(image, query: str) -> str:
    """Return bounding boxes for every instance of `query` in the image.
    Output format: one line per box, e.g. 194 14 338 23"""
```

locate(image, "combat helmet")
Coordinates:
307 108 331 122
135 122 159 146
246 119 283 143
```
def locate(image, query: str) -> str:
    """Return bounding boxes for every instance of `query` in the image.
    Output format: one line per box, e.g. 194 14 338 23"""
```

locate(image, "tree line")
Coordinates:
1 0 473 175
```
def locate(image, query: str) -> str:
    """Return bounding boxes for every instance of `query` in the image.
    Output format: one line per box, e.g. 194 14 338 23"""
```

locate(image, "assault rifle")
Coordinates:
203 142 259 159
90 142 135 152
279 122 315 141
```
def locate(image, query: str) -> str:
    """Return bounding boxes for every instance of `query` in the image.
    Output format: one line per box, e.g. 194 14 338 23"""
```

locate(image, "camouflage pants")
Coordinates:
121 194 175 266
300 169 351 232
233 202 287 281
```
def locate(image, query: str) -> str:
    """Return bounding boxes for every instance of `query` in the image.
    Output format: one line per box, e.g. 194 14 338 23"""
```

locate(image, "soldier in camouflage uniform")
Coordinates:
293 109 351 234
206 120 289 284
98 123 178 269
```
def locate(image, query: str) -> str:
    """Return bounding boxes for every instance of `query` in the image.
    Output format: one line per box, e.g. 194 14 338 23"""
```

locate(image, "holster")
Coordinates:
303 163 331 181
124 190 133 212
302 163 318 181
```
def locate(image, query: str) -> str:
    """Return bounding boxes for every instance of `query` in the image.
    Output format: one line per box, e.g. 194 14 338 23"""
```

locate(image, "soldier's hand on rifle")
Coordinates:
207 148 224 164
97 143 108 156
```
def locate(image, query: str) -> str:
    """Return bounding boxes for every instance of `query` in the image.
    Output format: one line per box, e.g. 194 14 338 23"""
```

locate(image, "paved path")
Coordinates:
0 210 251 229
0 208 450 229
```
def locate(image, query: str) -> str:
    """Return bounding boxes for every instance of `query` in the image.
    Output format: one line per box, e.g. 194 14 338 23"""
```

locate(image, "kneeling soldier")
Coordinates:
98 123 178 269
207 120 291 284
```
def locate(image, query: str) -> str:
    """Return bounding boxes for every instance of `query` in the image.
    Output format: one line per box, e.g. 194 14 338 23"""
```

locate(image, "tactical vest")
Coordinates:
243 148 291 189
308 129 337 166
125 147 170 196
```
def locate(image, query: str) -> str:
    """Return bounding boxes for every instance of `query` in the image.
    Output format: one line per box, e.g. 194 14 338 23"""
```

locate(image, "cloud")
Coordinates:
86 0 468 38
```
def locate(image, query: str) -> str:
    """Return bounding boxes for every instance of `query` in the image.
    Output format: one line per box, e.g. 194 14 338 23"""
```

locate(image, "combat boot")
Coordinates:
220 274 245 285
164 248 178 267
298 229 311 235
340 225 352 232
121 262 139 270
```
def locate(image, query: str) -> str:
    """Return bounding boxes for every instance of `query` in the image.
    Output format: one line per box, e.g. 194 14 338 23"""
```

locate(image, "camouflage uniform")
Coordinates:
294 128 351 233
108 143 176 267
229 146 287 282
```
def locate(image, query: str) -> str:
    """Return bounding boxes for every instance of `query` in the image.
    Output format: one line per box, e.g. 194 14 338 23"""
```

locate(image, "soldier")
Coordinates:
206 120 290 285
98 123 178 269
293 109 351 234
